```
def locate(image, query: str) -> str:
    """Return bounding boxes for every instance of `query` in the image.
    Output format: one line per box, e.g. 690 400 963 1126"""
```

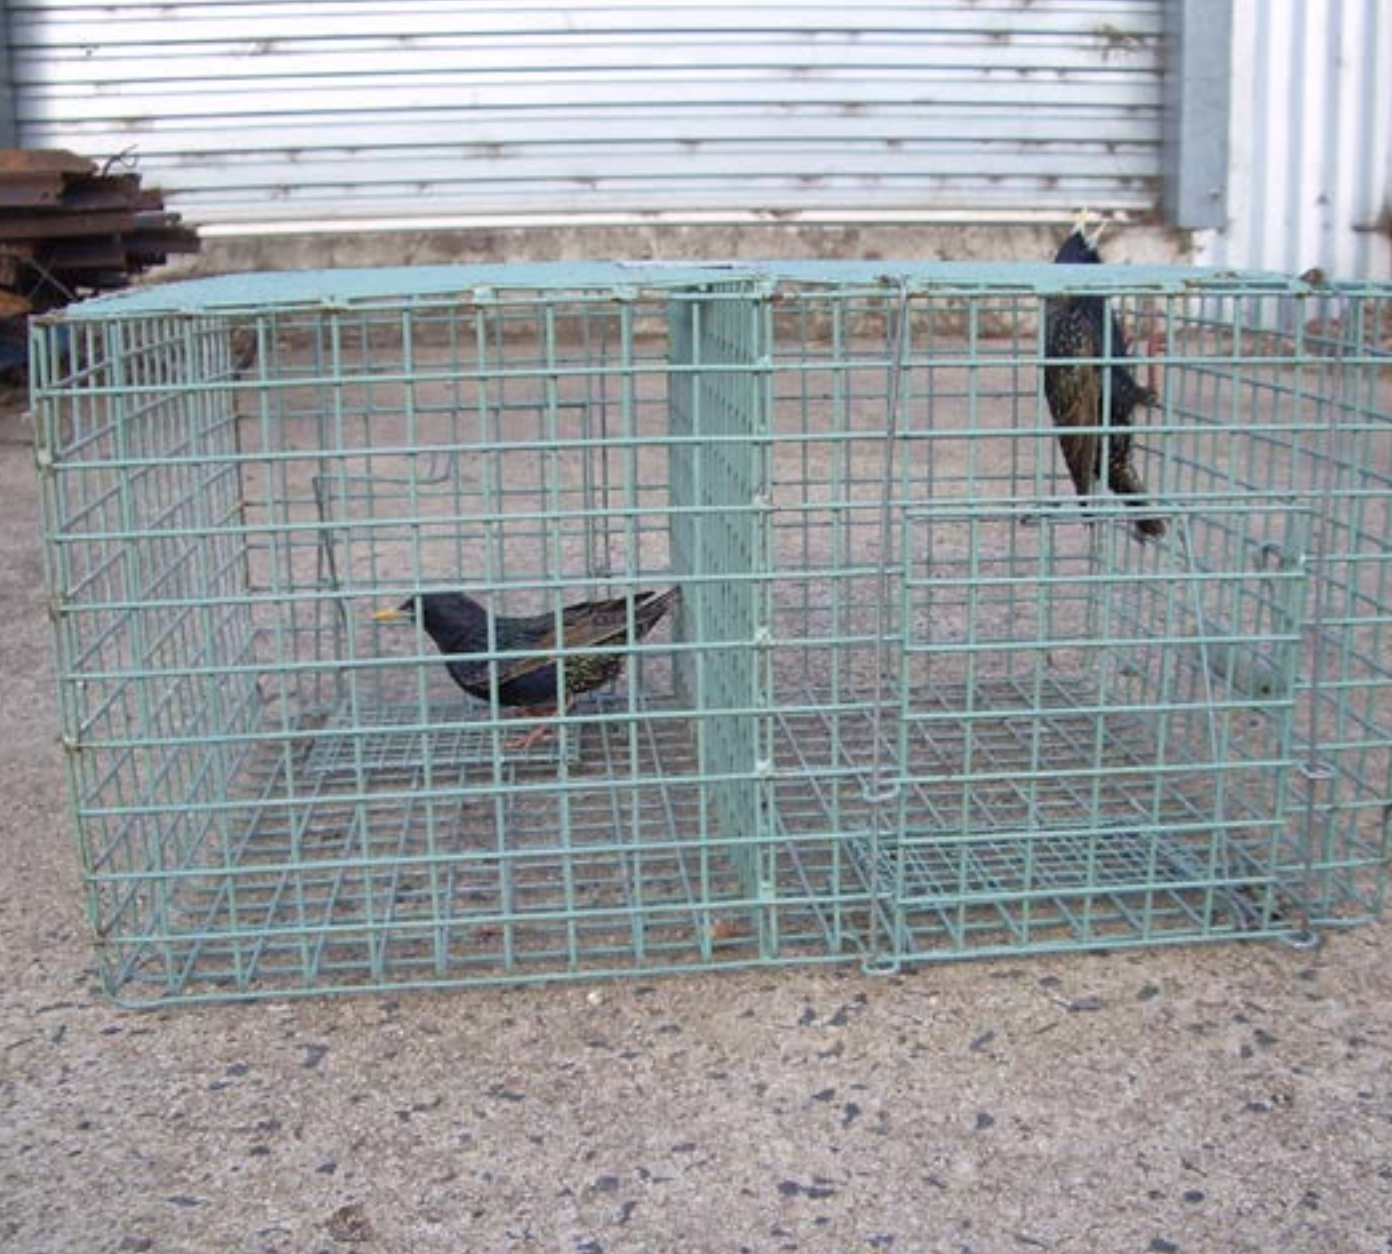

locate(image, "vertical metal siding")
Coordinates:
0 0 17 145
1161 0 1232 229
1200 0 1392 278
8 0 1165 229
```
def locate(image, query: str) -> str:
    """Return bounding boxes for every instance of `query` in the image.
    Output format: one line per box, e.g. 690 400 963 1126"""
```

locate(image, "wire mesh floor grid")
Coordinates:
31 261 1392 1004
124 677 1292 998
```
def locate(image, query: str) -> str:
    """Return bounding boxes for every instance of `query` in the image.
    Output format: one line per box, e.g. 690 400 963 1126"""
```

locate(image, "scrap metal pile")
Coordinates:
0 148 199 370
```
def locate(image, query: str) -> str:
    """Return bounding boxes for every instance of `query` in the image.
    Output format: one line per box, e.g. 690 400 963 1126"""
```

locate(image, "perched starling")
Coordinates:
1044 212 1166 540
374 586 681 748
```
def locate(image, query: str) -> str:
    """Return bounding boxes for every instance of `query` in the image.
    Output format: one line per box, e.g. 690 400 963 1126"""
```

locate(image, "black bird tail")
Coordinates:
634 585 682 635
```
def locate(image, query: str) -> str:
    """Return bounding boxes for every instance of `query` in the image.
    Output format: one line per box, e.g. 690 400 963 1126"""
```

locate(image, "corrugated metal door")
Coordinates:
8 0 1164 230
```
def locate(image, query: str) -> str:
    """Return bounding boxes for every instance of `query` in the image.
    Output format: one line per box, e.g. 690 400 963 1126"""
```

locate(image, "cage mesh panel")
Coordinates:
30 264 1392 1004
1162 293 1392 921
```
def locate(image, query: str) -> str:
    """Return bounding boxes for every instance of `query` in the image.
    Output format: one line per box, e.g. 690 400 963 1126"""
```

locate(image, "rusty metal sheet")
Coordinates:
0 173 67 208
0 209 137 239
0 148 94 175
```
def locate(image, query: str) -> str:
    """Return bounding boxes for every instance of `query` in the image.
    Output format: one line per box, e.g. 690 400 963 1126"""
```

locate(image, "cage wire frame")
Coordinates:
29 261 1392 1005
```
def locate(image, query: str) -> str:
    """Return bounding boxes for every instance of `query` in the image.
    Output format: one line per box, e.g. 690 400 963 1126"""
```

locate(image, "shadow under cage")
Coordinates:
31 263 1392 1004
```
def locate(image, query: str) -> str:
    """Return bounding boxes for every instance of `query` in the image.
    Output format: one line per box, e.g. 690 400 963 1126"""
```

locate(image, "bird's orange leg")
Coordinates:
1117 305 1166 400
504 694 578 752
1143 322 1166 397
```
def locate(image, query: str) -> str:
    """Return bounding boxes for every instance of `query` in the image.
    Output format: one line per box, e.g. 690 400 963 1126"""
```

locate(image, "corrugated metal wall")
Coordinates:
8 0 1165 229
1199 0 1392 277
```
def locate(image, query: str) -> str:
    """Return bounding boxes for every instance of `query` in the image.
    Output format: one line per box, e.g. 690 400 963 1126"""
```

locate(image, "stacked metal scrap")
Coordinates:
0 149 200 370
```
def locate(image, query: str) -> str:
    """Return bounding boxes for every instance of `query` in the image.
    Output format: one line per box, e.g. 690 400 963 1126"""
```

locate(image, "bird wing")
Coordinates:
1057 364 1102 498
1044 301 1104 498
488 589 678 688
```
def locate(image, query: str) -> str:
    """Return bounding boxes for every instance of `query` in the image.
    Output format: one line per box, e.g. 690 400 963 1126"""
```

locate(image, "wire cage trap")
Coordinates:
31 261 1392 1005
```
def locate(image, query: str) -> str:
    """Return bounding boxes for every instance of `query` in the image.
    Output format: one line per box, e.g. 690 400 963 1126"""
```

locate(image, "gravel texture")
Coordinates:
3 380 1391 1254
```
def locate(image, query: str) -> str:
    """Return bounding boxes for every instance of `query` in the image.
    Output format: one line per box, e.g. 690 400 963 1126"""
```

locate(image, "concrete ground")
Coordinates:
2 370 1391 1254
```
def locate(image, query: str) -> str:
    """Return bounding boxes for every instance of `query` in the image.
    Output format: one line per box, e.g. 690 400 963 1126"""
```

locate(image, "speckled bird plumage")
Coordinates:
1044 220 1166 541
383 586 681 713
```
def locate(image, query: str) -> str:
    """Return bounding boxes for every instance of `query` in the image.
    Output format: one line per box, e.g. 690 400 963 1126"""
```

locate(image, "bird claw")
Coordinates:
1142 323 1167 398
505 724 556 752
501 694 578 754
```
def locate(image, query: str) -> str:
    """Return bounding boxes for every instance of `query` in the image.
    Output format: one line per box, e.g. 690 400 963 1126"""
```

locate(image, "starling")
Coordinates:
374 586 681 749
1044 211 1166 540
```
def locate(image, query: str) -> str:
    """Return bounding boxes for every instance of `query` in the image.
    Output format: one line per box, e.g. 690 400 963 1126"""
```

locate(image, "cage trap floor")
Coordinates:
133 678 1294 999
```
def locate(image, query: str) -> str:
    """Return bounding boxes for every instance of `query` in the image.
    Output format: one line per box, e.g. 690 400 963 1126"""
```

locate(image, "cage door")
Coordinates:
883 499 1312 959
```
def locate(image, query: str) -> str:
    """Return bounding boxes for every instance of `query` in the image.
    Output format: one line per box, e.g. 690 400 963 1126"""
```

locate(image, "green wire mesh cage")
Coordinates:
30 262 1392 1005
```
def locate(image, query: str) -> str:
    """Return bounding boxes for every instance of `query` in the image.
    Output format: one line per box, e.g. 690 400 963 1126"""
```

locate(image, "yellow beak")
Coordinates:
372 607 412 624
1073 205 1106 249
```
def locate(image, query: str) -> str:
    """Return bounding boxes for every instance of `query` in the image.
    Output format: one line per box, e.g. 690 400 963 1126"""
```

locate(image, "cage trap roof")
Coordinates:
43 260 1342 322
